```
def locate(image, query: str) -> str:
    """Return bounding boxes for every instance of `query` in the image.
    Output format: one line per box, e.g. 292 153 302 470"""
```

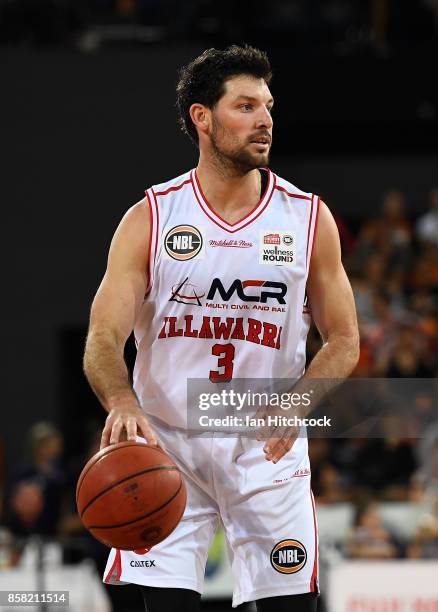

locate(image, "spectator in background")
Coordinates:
4 422 67 559
6 482 45 565
379 190 412 273
346 498 397 559
410 249 438 293
410 290 438 354
348 221 383 279
381 325 435 378
417 432 438 502
408 495 438 559
416 187 438 247
386 268 409 318
309 439 347 504
360 288 400 374
349 190 412 278
351 254 386 324
352 437 417 501
333 213 356 257
314 463 347 505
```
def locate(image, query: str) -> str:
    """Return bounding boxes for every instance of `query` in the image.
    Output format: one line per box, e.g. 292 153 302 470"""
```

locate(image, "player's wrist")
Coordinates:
106 390 138 412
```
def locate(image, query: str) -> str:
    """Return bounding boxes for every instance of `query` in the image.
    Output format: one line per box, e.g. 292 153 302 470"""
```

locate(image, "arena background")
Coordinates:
1 1 438 610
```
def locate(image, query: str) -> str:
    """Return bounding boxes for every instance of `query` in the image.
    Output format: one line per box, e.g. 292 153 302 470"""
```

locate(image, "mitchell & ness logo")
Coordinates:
209 239 253 248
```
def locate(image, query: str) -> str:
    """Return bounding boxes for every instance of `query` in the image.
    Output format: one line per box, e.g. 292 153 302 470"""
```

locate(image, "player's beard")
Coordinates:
210 115 271 176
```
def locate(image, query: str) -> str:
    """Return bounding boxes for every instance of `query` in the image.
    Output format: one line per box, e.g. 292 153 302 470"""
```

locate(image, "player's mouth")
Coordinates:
250 135 271 148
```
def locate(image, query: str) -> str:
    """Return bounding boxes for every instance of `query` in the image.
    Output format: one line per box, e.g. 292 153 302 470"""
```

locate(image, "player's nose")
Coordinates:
255 106 273 130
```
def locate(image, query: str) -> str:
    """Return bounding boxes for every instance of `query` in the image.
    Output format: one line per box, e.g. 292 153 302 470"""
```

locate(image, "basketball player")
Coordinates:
83 46 359 611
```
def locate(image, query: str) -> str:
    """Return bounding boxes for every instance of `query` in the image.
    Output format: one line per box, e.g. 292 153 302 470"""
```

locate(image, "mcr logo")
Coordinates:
207 279 287 304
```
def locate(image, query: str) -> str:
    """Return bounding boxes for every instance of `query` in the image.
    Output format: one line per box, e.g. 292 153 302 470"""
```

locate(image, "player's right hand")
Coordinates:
100 403 158 450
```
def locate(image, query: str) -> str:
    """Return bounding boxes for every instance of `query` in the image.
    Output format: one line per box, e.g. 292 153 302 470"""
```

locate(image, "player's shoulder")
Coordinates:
148 169 193 197
271 171 314 202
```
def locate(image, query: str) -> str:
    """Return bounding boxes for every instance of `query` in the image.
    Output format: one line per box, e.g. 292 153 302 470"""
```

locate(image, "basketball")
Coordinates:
76 441 186 550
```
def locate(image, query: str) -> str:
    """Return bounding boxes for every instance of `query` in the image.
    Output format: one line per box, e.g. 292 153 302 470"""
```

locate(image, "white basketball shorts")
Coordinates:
103 416 319 608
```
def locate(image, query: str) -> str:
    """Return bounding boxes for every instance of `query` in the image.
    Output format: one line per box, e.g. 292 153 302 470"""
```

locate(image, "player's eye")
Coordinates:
240 104 252 111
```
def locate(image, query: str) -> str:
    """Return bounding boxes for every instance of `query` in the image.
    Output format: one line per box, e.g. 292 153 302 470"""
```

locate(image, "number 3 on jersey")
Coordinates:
210 344 235 382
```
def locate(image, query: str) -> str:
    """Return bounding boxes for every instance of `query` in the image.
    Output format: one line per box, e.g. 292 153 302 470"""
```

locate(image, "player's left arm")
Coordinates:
302 200 360 379
263 201 360 462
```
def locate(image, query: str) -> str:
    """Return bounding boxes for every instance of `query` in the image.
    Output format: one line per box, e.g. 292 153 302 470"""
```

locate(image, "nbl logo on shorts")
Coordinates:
164 225 203 261
270 539 307 574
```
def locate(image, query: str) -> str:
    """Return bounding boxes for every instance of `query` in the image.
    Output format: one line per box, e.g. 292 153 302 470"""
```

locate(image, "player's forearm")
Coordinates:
83 329 137 413
305 332 360 380
294 332 359 416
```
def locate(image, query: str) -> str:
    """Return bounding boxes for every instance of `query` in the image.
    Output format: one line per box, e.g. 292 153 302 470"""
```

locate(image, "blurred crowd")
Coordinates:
0 422 109 572
1 0 437 52
0 187 437 577
307 187 438 380
307 185 438 560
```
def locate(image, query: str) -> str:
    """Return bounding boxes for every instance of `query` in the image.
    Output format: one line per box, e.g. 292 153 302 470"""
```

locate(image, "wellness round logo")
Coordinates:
164 225 203 261
270 539 307 574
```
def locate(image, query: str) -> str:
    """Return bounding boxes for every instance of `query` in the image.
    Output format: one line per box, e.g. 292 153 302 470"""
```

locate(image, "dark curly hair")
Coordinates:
176 45 272 146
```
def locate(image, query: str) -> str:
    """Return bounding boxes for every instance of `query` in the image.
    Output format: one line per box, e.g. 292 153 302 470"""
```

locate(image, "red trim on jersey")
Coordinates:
191 169 275 233
154 178 191 197
190 180 231 232
194 168 270 227
275 184 312 201
115 549 122 580
105 549 122 583
308 197 321 272
305 195 315 265
151 188 160 277
309 485 318 593
144 190 154 294
240 174 276 231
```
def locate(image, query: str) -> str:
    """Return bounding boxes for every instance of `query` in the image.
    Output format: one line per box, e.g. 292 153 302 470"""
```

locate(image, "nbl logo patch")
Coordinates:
164 225 204 261
270 539 307 574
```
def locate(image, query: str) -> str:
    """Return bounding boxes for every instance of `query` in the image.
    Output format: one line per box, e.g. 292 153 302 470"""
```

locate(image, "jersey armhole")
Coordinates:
145 188 159 295
306 195 320 275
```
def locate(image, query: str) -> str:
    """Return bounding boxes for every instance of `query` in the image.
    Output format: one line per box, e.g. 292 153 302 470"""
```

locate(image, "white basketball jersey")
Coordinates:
132 168 320 430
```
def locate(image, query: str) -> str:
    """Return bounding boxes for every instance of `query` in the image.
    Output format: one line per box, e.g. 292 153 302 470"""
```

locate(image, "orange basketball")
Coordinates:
76 441 186 550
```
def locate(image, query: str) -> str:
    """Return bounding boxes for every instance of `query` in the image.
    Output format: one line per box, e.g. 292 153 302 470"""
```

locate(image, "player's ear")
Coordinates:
189 103 210 136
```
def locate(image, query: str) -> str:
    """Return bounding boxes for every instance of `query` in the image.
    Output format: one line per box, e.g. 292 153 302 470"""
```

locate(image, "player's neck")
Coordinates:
195 156 261 222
